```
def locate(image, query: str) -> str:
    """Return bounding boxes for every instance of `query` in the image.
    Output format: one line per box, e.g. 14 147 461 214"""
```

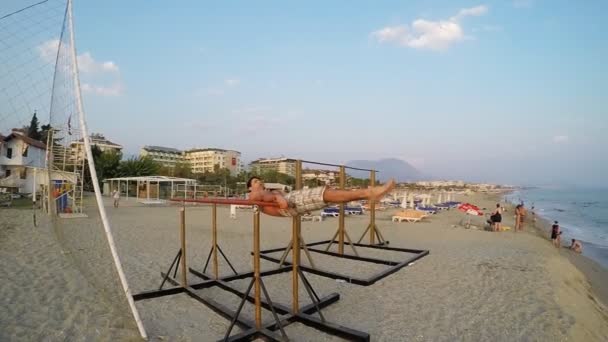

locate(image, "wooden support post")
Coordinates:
253 208 262 329
369 170 376 245
212 203 219 279
292 159 303 313
179 207 187 287
338 165 346 255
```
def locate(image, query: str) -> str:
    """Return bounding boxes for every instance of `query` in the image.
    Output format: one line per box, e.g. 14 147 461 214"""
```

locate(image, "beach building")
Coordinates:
249 157 297 177
184 148 241 176
0 129 47 193
415 180 466 188
263 182 292 192
70 133 122 160
302 169 337 185
140 145 185 167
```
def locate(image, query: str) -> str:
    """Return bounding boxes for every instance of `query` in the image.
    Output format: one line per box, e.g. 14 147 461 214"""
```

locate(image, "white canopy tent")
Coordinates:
103 176 197 203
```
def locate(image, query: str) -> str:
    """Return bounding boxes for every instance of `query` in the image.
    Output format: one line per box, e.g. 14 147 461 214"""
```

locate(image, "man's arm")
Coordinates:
249 190 289 209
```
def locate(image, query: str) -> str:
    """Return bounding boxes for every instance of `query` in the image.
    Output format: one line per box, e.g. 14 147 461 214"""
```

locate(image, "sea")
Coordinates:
505 187 608 270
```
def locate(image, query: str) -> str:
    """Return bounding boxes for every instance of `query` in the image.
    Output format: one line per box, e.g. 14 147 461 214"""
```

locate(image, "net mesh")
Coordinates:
0 1 141 340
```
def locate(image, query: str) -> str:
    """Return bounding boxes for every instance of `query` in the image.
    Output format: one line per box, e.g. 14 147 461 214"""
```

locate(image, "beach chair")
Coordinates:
321 207 340 218
391 210 427 223
301 214 323 222
392 215 421 223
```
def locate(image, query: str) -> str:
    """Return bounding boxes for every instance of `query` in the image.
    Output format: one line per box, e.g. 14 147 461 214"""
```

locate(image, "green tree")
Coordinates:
26 111 42 140
173 162 193 178
119 156 160 177
95 150 122 181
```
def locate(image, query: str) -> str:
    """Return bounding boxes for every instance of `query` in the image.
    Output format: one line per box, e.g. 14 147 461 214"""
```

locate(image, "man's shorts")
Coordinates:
278 186 327 217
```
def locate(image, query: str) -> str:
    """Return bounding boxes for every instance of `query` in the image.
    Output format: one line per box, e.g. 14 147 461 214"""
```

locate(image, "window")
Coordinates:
6 147 12 159
5 169 11 177
22 146 28 157
20 169 27 179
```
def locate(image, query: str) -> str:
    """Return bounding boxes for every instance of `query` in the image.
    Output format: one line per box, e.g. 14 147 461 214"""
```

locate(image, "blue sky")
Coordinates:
4 0 607 186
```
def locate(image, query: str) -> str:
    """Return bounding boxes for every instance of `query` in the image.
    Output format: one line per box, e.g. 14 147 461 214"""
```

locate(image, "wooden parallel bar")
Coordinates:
169 198 280 207
300 159 378 172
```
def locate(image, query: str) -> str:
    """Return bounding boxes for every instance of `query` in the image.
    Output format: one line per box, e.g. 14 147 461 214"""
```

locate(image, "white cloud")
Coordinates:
224 79 240 87
452 5 488 21
553 135 569 143
38 40 119 74
371 5 488 51
37 39 60 63
77 52 119 73
37 39 123 97
81 82 124 96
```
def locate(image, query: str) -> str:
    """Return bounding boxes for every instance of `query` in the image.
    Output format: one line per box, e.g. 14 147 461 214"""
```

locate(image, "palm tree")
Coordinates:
119 156 160 177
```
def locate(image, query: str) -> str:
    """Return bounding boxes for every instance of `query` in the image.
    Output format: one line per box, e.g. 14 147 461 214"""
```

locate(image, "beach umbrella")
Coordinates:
401 192 408 209
457 203 483 216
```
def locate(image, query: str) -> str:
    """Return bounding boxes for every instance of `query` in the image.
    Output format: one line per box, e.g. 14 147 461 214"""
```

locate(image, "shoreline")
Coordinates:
500 192 608 308
505 188 608 270
528 208 608 309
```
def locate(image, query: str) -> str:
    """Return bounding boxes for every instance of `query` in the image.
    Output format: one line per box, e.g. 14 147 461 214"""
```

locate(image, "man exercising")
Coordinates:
247 176 396 217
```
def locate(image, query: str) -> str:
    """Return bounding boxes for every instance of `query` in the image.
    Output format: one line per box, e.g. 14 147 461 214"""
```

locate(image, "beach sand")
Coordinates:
1 192 607 341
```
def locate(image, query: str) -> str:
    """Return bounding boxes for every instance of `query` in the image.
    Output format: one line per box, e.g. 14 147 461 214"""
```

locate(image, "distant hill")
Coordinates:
345 158 424 182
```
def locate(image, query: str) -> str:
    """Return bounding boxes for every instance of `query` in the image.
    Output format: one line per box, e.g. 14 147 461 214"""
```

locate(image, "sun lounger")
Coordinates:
392 215 422 223
392 209 428 223
301 215 323 222
416 206 438 214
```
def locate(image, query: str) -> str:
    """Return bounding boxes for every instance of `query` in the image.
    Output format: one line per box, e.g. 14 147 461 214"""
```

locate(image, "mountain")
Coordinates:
345 158 424 182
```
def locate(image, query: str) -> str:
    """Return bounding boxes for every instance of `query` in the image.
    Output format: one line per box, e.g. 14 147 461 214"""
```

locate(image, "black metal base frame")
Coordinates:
258 240 430 286
133 263 370 341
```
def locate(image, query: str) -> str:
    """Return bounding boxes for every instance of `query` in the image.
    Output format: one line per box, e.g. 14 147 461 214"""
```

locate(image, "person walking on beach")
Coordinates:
551 221 562 248
491 203 502 232
247 176 396 217
112 188 120 208
569 239 583 253
515 204 526 231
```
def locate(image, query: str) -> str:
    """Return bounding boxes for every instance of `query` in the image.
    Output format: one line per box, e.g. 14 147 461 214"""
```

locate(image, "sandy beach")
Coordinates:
1 191 607 341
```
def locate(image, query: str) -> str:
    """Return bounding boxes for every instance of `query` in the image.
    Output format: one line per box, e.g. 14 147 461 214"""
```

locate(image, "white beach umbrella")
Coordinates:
401 192 408 209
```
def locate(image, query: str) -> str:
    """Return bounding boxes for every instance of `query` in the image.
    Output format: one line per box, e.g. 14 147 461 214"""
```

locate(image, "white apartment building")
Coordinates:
249 158 296 177
184 148 241 175
0 129 46 193
302 169 337 185
70 134 122 160
415 180 466 188
140 145 185 167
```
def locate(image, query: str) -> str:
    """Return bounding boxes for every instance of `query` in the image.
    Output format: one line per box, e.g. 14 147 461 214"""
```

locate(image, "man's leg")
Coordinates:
323 179 395 204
